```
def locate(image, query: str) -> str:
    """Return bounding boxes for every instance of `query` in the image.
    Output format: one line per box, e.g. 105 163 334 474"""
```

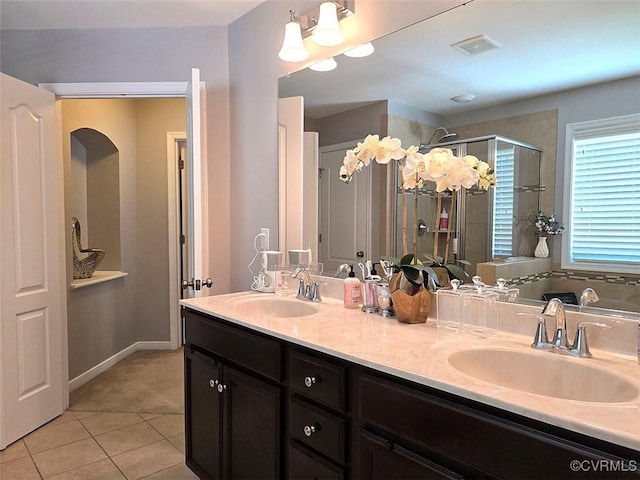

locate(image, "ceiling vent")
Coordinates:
451 34 500 56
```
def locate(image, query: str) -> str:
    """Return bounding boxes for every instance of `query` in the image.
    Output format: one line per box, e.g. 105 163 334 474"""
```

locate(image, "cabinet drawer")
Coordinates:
290 350 345 411
290 398 345 464
184 310 281 381
358 429 462 480
359 373 636 479
289 442 344 480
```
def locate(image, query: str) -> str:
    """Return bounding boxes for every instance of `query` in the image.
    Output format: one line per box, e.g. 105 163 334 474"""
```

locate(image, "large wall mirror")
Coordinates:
278 0 640 312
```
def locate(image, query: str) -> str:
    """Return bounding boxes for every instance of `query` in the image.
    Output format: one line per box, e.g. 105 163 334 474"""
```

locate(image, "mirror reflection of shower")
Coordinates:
421 127 458 150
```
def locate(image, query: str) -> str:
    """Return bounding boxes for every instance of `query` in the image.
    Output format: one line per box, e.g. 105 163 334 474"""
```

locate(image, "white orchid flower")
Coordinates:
356 134 380 164
462 155 480 169
340 135 494 195
375 136 405 164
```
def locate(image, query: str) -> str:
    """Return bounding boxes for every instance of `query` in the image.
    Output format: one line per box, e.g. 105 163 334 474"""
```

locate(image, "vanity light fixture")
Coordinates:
278 10 310 62
309 57 338 72
312 2 344 46
277 1 355 63
343 42 375 58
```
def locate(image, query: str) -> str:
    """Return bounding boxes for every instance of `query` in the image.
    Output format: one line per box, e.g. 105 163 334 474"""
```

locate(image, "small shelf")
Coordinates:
70 270 128 289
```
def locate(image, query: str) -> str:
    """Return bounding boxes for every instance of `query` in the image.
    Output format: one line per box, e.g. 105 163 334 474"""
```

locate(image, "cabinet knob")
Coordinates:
303 424 319 437
210 379 227 393
304 376 317 388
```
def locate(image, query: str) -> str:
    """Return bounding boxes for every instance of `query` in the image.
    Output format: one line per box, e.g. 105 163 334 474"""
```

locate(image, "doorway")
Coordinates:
59 95 189 386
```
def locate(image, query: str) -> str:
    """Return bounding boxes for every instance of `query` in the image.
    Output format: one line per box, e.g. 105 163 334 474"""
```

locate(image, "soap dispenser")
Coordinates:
343 265 362 309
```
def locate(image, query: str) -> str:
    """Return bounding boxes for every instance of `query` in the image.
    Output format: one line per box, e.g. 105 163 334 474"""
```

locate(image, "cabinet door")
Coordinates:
358 430 462 480
184 348 223 480
225 366 281 479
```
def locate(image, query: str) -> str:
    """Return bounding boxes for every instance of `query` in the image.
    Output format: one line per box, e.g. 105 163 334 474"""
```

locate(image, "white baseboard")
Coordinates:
68 341 174 392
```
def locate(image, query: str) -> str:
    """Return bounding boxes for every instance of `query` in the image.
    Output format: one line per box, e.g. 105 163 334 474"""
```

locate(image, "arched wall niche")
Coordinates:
70 127 121 271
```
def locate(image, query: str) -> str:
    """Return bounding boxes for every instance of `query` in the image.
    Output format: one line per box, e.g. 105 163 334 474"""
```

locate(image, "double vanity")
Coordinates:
181 291 640 479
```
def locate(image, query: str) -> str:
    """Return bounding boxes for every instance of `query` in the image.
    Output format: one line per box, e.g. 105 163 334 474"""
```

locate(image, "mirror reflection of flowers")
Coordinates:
340 134 496 287
535 210 564 236
339 135 496 192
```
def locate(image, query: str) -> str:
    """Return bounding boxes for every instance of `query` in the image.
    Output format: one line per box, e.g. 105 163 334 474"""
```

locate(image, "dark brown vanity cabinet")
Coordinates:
184 308 639 480
184 311 281 480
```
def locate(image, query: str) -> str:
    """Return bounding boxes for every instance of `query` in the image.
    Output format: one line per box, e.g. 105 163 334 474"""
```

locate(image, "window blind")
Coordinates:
492 147 515 257
570 131 640 265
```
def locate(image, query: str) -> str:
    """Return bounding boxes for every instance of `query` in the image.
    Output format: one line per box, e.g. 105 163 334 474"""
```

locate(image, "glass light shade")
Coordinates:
309 57 337 72
343 42 375 58
278 21 309 62
312 2 344 47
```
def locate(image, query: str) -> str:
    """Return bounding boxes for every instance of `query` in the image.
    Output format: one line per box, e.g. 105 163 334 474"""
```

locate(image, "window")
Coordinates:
563 114 640 273
492 145 515 257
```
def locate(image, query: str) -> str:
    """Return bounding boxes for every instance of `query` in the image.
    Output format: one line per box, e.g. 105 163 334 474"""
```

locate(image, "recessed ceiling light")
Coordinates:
451 94 476 103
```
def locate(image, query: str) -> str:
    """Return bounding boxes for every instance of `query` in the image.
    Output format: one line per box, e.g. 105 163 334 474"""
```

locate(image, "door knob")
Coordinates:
182 277 214 290
356 251 365 258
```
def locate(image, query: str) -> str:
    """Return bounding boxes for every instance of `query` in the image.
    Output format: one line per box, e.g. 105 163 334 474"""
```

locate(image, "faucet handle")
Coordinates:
518 313 549 349
309 282 322 302
571 322 612 358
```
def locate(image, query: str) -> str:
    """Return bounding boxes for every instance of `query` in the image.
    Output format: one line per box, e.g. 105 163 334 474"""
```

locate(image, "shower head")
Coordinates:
439 132 458 142
427 127 458 145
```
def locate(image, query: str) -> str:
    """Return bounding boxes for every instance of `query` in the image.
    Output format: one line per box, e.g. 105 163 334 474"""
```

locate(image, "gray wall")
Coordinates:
315 101 389 147
134 98 187 341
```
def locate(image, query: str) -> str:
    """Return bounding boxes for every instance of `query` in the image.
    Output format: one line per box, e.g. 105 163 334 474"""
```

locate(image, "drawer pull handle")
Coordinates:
304 376 317 388
209 379 216 388
217 383 227 393
303 423 320 437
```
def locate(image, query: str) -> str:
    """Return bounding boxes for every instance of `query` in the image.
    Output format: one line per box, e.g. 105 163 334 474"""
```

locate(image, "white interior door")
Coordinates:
184 68 211 298
278 96 305 258
0 73 66 449
319 142 372 274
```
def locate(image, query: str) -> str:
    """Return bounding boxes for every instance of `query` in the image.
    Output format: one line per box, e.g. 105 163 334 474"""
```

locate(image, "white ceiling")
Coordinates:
2 0 638 120
0 0 267 29
279 0 640 118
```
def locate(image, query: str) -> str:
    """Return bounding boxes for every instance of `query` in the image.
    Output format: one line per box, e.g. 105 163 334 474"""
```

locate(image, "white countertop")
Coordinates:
181 291 640 453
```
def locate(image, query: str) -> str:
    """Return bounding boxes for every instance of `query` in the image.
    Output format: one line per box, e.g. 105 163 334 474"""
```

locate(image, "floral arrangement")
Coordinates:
340 134 496 288
340 134 495 192
535 210 564 236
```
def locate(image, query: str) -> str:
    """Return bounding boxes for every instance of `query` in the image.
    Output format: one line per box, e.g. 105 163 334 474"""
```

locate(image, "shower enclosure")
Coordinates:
394 135 543 276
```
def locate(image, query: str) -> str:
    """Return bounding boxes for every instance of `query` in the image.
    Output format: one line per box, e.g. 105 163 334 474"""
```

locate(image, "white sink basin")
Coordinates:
232 297 318 318
448 348 639 403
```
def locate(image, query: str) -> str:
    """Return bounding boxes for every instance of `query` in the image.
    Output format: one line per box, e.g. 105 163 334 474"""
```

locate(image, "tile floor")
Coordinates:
0 410 198 479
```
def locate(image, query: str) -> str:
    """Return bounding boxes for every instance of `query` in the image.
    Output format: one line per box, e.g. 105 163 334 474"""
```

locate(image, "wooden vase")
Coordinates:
389 272 432 324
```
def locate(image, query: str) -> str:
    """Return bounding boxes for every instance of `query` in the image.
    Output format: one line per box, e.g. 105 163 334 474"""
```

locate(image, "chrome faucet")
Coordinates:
530 298 612 358
541 298 569 348
292 267 321 302
579 287 599 311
